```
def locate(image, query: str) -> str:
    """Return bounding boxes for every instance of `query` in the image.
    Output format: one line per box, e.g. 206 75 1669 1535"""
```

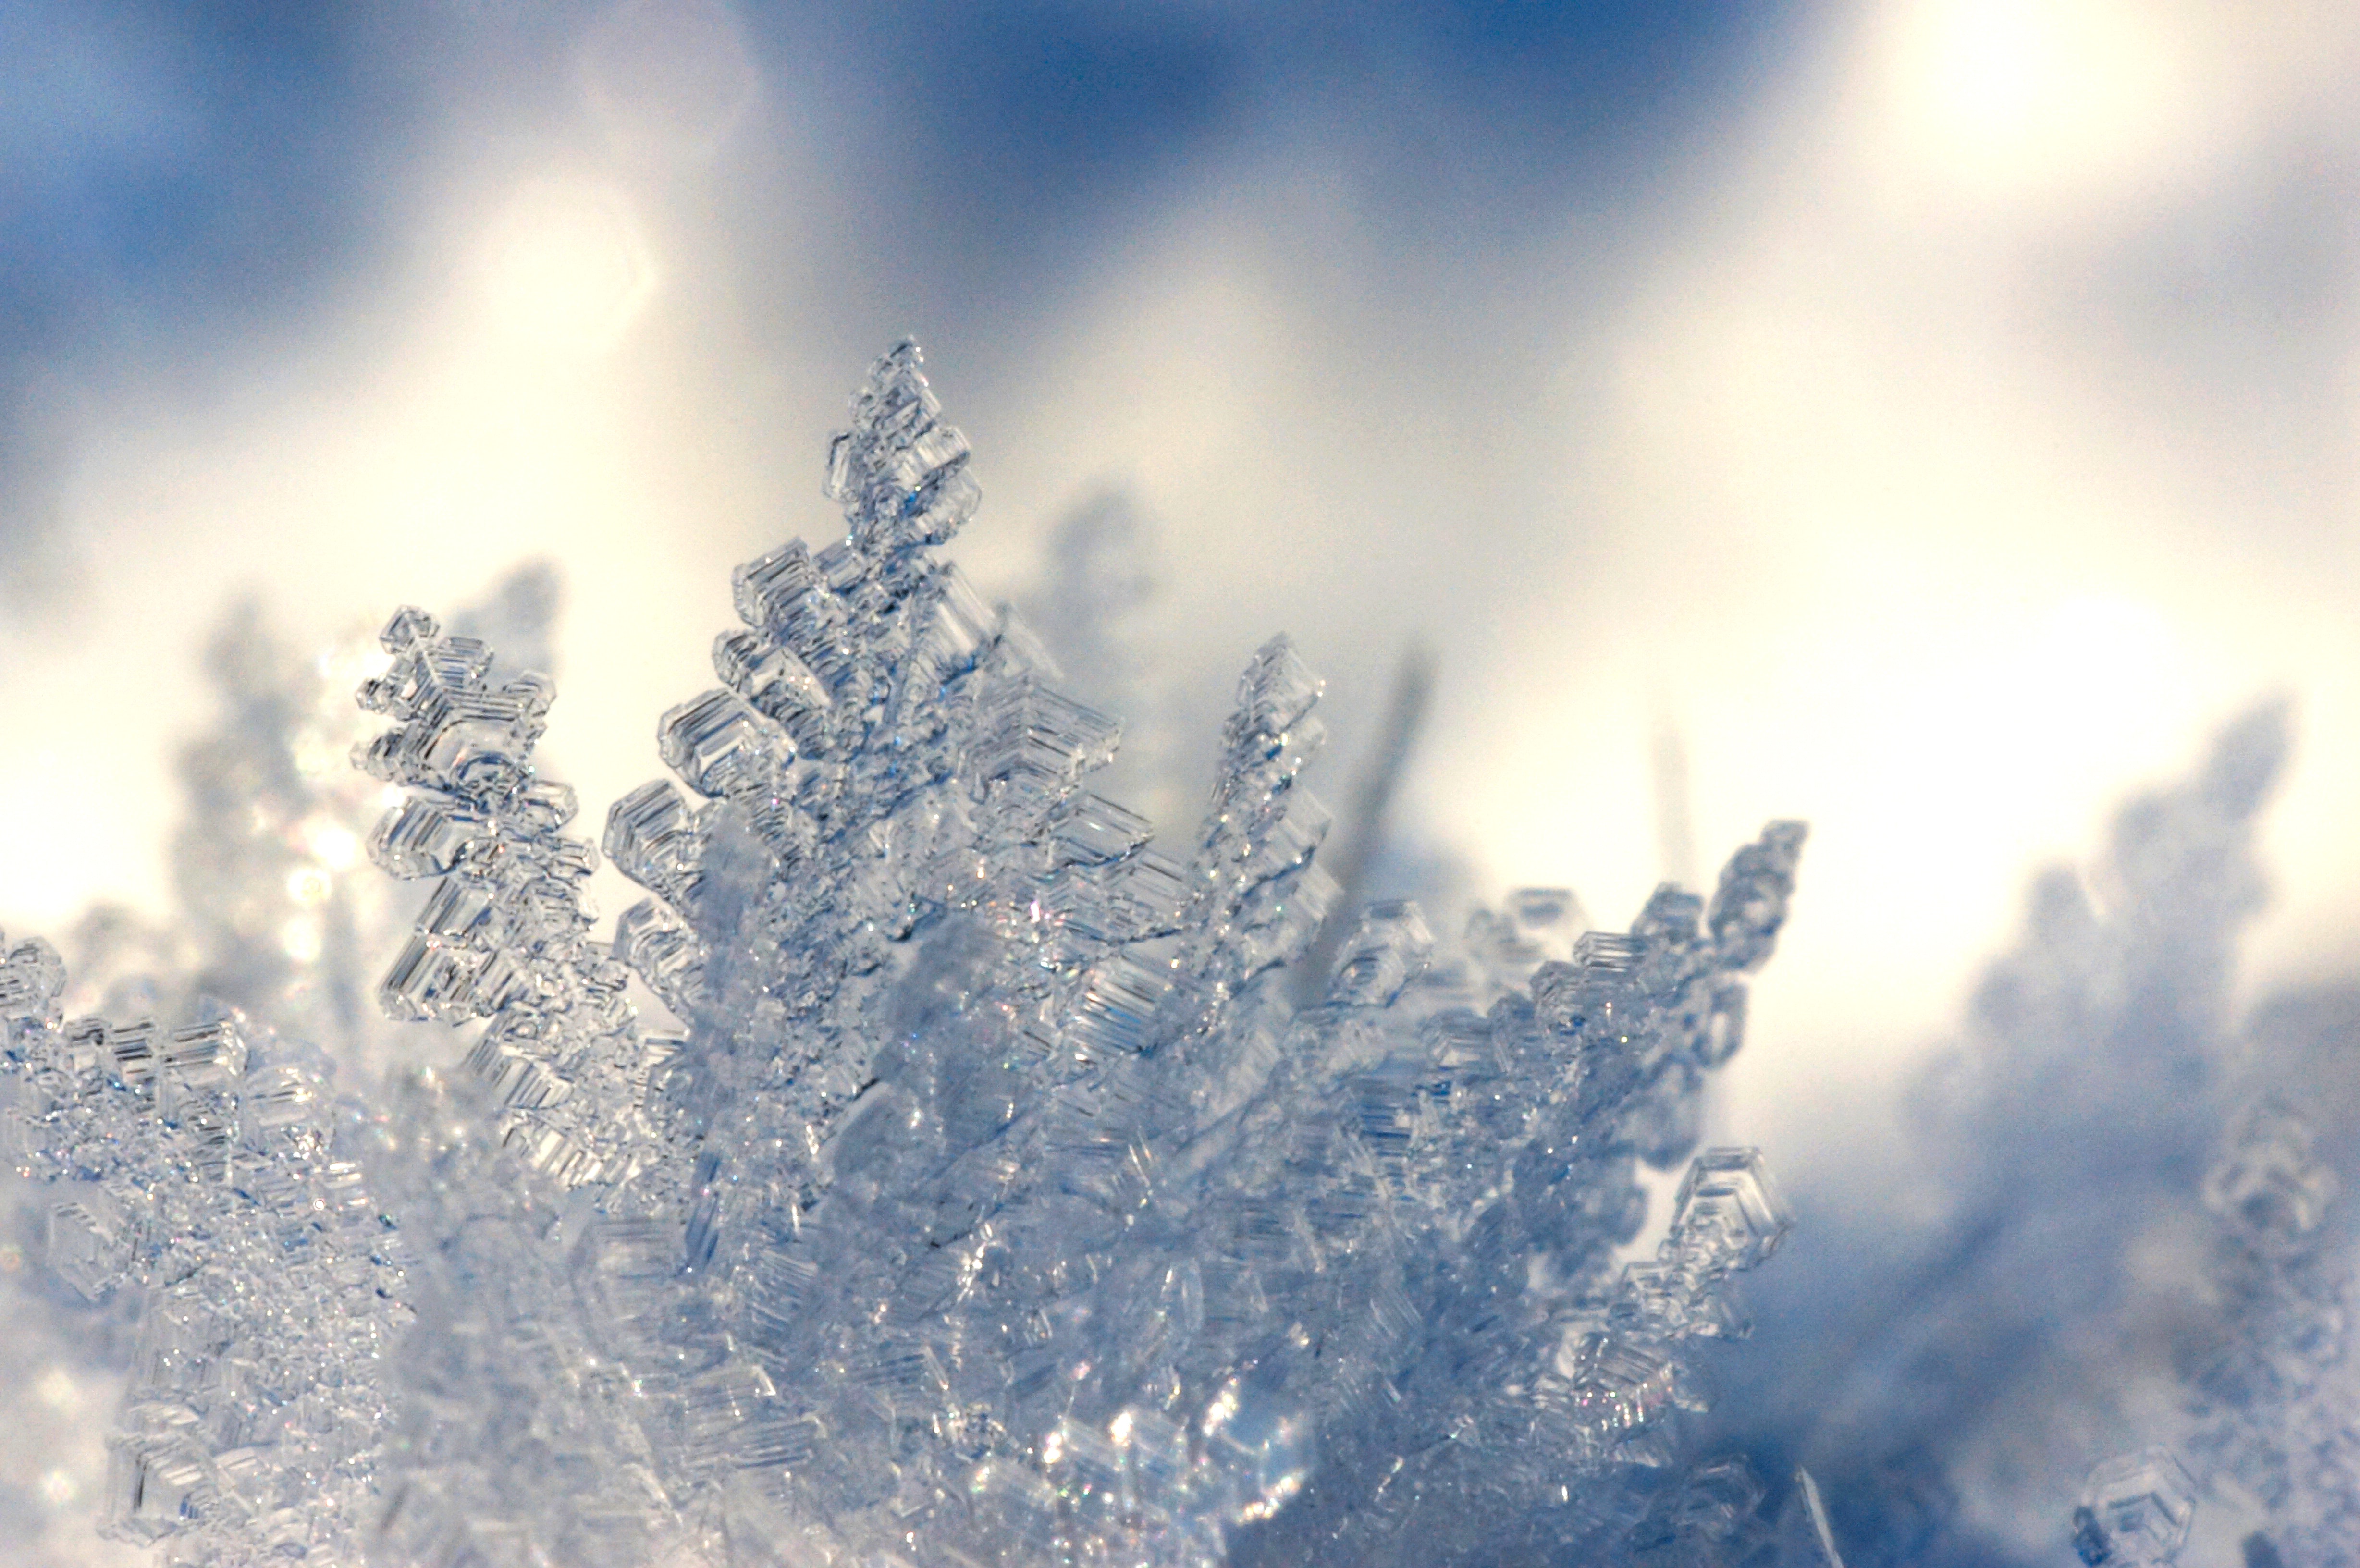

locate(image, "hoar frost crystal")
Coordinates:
1 343 1811 1567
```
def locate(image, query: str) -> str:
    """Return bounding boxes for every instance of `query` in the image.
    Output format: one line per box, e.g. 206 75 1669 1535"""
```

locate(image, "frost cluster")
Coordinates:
0 345 1827 1567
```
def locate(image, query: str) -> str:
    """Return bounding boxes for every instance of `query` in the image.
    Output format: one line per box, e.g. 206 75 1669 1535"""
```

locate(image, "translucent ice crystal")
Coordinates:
1723 703 2299 1565
1730 698 2360 1566
359 605 648 1190
2074 1448 2197 1567
5 342 1813 1568
0 937 407 1563
2161 1097 2360 1568
0 571 556 1568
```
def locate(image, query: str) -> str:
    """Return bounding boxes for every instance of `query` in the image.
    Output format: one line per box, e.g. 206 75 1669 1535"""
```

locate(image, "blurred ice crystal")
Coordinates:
2 343 1815 1566
1706 701 2309 1565
2157 1095 2360 1568
0 571 557 1568
2074 1448 2197 1566
0 939 408 1566
2201 1102 2337 1255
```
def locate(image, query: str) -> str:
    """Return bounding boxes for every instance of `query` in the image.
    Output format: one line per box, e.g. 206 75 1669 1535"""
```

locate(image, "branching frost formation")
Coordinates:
0 344 1818 1568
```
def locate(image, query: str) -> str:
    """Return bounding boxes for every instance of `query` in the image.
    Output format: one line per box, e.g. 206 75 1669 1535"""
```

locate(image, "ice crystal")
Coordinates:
0 576 557 1568
1704 703 2301 1564
3 343 1817 1567
2073 1448 2198 1567
2149 1097 2357 1568
0 941 407 1563
1946 706 2360 1568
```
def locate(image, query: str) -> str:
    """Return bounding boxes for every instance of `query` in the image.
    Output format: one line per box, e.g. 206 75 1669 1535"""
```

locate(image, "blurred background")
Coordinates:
5 3 2360 1559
